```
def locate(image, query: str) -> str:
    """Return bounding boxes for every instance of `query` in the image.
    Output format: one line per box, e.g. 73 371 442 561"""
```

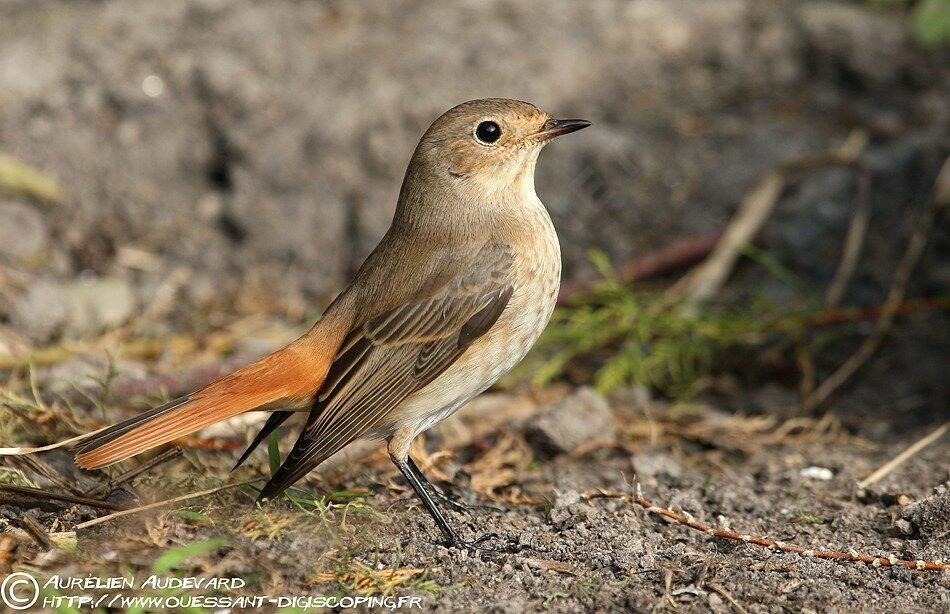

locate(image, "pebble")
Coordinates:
633 448 684 480
891 518 914 537
60 276 136 335
900 487 950 538
0 201 49 259
10 279 69 341
10 275 136 341
800 466 834 481
525 387 615 455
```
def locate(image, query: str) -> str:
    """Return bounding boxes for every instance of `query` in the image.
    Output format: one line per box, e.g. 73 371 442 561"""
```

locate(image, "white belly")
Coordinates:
382 210 561 439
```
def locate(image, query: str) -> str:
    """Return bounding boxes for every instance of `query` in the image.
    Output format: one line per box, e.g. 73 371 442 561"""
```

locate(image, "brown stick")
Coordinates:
0 483 128 512
825 169 871 307
672 171 786 302
707 583 749 614
74 478 261 529
9 455 88 496
803 156 949 412
807 298 949 326
84 447 184 498
19 512 52 550
857 422 948 489
672 138 867 303
557 232 722 305
585 489 950 571
796 168 871 403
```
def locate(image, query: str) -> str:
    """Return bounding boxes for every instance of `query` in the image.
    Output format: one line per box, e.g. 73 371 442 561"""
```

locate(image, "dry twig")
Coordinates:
807 298 950 326
707 583 749 614
0 483 127 512
74 478 261 529
84 446 184 498
825 169 871 307
557 232 721 305
585 488 949 571
7 454 87 495
803 156 950 412
19 512 52 550
672 133 868 302
857 422 948 489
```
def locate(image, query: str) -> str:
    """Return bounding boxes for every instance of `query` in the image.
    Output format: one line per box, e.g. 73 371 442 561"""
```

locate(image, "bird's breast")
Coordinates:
384 199 562 437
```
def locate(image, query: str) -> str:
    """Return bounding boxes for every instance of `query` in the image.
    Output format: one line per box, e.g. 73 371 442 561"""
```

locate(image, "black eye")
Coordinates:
475 121 501 144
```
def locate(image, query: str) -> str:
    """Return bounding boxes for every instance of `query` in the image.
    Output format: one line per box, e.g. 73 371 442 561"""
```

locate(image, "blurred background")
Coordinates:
0 0 946 430
0 1 948 607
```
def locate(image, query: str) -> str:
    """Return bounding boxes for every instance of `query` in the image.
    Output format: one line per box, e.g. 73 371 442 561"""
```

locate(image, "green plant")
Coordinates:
529 252 810 398
912 0 950 45
152 537 227 575
870 0 950 46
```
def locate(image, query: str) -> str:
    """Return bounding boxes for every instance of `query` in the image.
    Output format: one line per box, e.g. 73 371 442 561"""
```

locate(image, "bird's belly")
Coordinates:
381 253 560 439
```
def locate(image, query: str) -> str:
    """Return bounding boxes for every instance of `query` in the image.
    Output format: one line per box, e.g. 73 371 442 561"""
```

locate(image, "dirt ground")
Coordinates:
0 1 948 612
1 371 947 613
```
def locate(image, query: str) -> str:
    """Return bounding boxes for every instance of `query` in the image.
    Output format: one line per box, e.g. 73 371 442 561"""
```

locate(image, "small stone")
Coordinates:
632 448 683 480
0 201 49 259
548 491 588 529
553 490 581 509
60 276 136 336
611 385 652 408
518 532 536 548
800 466 834 481
525 387 615 456
900 488 950 538
10 279 69 341
548 507 572 527
43 355 148 395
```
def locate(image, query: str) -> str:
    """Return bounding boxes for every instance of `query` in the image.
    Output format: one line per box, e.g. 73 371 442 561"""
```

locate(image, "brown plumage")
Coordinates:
29 99 589 551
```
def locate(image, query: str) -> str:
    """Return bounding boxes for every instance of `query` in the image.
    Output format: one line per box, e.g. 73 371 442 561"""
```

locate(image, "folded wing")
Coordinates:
257 241 515 500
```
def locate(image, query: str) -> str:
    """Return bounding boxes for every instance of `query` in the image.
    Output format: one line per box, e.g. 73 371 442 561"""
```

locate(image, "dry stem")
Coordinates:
803 156 949 412
586 488 949 571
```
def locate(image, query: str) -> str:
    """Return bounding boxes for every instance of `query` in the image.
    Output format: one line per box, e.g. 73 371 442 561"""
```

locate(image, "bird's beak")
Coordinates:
537 118 592 141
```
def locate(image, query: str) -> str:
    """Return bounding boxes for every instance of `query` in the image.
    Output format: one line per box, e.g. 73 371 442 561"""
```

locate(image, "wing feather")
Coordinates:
257 241 515 500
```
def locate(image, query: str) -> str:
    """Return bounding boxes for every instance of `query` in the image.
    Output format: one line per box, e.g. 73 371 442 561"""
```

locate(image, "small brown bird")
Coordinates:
32 99 589 549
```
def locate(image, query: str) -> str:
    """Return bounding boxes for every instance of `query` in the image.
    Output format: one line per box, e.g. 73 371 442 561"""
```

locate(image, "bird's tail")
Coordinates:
69 341 333 469
70 346 325 469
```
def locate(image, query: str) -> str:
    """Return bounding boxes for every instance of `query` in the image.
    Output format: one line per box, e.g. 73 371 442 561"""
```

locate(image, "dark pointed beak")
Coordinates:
538 118 592 140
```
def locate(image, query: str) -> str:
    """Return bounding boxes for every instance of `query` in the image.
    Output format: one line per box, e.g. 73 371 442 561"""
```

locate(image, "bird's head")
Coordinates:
403 98 590 205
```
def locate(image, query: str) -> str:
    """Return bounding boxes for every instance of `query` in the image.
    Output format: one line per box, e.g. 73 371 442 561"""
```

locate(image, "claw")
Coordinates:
447 533 522 554
432 488 469 513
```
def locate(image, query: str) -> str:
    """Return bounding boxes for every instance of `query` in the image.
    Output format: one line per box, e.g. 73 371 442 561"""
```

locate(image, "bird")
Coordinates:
59 99 590 549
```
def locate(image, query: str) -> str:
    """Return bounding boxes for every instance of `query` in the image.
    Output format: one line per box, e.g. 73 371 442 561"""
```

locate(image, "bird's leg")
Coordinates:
405 456 468 512
392 454 474 548
388 433 520 553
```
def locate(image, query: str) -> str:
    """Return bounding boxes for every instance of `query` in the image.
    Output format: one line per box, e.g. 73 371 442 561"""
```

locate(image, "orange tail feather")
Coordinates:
74 341 334 469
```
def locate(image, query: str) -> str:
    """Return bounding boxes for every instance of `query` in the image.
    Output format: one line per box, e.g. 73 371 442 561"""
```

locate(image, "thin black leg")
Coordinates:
405 457 468 513
392 455 516 553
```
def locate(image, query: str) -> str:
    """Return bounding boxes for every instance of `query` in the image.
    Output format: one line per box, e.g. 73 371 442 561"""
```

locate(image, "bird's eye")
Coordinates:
475 121 501 144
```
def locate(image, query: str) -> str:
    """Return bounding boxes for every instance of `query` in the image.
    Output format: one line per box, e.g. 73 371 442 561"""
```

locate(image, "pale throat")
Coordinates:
473 147 545 215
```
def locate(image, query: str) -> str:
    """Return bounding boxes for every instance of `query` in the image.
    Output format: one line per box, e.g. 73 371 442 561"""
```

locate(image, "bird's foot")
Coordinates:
430 488 469 513
430 484 506 513
446 532 522 554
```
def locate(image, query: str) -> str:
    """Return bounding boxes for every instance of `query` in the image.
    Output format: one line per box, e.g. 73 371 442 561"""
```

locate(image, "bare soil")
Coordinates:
2 376 947 613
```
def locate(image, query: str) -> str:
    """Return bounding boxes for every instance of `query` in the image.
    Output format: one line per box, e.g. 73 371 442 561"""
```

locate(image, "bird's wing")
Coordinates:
258 240 515 500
